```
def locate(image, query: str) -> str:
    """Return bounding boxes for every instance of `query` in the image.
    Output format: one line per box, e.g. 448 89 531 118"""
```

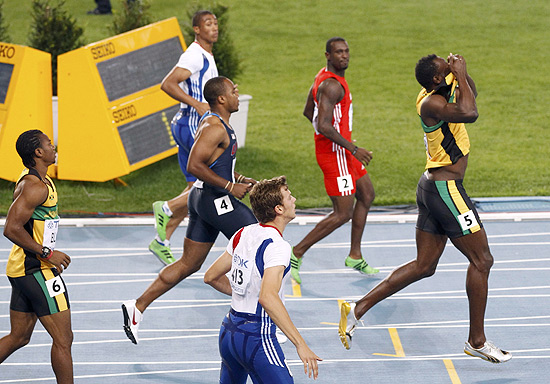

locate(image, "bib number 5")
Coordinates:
457 210 479 231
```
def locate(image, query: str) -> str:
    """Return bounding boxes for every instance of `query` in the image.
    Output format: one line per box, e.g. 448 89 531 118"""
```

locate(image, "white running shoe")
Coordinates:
338 301 358 350
122 300 142 344
464 340 512 363
276 328 288 344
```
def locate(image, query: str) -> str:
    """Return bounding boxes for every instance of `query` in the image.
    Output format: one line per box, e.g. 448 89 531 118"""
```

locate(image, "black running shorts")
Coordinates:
416 172 483 238
9 268 70 317
187 184 257 243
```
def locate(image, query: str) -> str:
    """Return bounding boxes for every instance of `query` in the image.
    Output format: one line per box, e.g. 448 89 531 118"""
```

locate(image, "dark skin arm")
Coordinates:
421 54 478 126
304 79 372 166
421 54 478 181
187 116 252 199
161 67 210 116
3 177 71 272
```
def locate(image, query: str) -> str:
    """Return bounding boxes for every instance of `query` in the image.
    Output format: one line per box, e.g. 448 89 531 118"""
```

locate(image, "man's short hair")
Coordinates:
192 10 214 27
249 176 288 224
16 129 43 169
415 54 438 89
204 76 229 106
326 37 346 53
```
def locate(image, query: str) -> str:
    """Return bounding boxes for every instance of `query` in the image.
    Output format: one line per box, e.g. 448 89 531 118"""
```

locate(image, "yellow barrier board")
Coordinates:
57 17 186 181
0 43 52 182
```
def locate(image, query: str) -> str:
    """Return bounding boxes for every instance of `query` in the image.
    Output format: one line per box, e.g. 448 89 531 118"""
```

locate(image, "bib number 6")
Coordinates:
45 275 66 298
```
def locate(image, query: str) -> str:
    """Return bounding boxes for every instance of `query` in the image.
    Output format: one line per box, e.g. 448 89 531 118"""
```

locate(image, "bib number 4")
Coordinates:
214 195 234 216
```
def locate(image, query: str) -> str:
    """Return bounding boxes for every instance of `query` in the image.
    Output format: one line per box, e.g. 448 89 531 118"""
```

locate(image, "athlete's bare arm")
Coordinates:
316 78 373 166
161 66 210 116
421 55 478 127
259 265 321 379
188 117 251 199
303 85 315 122
204 250 232 295
422 55 477 181
3 177 71 271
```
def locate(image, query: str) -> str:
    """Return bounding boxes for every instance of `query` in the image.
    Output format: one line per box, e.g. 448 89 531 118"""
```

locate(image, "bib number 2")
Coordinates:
337 174 353 193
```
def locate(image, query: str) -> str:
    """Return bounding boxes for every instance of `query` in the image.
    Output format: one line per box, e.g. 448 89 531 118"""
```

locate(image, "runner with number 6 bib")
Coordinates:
1 130 73 383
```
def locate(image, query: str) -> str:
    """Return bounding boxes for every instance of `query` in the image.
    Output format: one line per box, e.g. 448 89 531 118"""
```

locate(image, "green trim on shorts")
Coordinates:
434 180 468 236
32 271 59 315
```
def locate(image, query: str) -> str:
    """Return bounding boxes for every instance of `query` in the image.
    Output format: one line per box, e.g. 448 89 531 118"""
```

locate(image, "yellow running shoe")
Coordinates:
339 301 358 350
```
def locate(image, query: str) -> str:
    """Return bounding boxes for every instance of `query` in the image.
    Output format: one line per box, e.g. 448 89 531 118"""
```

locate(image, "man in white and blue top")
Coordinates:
149 10 219 265
205 176 321 383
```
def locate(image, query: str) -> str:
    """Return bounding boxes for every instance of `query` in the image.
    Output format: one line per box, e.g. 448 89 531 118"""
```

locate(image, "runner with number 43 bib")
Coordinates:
1 130 73 383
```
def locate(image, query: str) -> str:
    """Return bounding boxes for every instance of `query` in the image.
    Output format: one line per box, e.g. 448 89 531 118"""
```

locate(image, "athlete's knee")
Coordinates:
331 202 354 224
472 250 494 273
358 187 375 206
416 261 438 279
175 256 204 275
9 333 32 349
331 211 352 226
52 324 73 347
356 177 375 204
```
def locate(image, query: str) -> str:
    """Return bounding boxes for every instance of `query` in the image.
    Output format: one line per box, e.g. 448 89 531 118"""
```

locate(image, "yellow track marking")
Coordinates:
443 359 462 383
285 278 302 298
373 328 405 357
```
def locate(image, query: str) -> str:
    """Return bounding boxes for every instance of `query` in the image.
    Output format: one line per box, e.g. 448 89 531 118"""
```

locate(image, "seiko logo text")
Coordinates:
91 42 115 60
0 45 15 59
233 254 248 269
113 105 137 123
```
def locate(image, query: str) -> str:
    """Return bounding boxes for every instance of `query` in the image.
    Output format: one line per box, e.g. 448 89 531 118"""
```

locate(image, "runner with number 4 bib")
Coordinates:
122 76 257 345
1 130 73 383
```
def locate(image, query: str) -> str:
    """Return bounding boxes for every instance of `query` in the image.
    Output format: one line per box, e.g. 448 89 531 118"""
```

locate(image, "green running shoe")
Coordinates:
149 239 176 265
152 201 169 242
290 249 303 284
345 256 379 275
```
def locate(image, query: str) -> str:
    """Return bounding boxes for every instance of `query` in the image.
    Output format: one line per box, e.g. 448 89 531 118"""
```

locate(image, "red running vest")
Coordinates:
312 68 353 153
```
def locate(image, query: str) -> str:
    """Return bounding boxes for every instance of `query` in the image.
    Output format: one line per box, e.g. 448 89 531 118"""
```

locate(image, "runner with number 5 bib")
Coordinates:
338 54 511 364
1 130 73 383
122 77 257 345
